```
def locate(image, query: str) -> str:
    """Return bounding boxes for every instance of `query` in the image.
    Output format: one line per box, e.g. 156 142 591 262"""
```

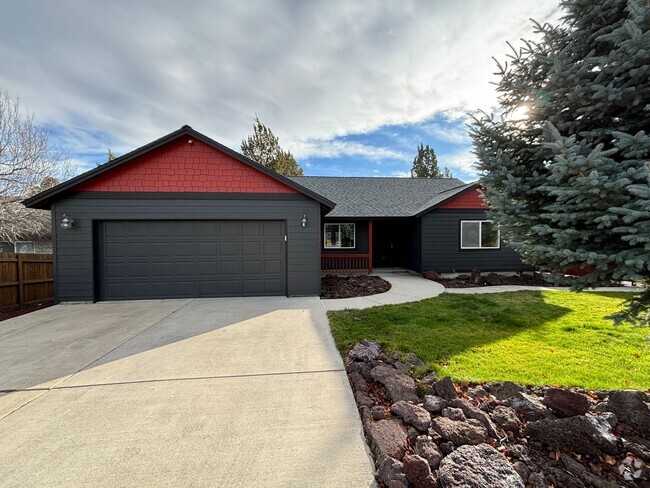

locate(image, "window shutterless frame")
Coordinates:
460 220 500 249
323 223 356 249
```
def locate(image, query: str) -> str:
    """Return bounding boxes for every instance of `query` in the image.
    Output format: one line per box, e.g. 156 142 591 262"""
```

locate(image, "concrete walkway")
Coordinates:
0 298 375 488
321 272 641 311
321 271 444 310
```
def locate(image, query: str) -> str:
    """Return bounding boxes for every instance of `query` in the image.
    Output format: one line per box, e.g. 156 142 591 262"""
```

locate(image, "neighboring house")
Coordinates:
24 125 529 302
0 198 52 254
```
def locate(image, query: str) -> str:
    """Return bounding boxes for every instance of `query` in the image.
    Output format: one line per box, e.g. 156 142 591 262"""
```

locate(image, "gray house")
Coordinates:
24 126 528 302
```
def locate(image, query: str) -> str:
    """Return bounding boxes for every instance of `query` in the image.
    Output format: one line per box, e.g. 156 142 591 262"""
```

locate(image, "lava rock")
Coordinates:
599 411 618 428
483 272 503 286
449 399 500 439
422 270 440 281
491 405 522 433
376 454 408 488
542 388 590 417
433 376 458 400
606 390 650 436
391 401 432 431
438 444 525 488
512 461 530 484
430 417 488 446
414 435 443 469
420 373 438 385
488 381 523 400
368 419 409 460
406 352 426 367
524 415 619 456
347 341 381 362
507 392 553 421
354 389 375 408
371 405 387 421
468 386 489 399
403 454 438 488
527 472 549 488
423 395 447 413
370 363 419 404
441 407 466 421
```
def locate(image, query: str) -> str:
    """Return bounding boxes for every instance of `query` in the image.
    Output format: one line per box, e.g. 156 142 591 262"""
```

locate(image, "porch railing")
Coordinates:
321 254 372 274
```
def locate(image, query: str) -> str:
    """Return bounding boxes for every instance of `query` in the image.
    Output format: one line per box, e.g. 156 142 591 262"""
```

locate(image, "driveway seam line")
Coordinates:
4 368 347 391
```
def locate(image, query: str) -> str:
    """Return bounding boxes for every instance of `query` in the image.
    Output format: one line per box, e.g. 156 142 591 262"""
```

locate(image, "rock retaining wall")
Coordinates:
345 341 650 487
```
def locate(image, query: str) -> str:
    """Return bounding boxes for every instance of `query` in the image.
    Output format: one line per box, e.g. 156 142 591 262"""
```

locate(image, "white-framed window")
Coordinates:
0 241 14 253
460 221 500 249
324 223 356 249
15 241 35 254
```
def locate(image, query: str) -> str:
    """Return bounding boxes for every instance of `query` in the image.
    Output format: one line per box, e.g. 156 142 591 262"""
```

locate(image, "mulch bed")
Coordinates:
0 301 54 322
321 274 391 299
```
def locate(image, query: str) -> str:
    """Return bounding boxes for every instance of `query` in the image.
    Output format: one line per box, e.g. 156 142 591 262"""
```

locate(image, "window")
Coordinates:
0 242 14 253
324 223 356 249
15 241 35 254
460 221 500 249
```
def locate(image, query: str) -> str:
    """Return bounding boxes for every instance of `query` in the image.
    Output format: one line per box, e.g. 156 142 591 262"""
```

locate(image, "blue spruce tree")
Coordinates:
471 0 650 324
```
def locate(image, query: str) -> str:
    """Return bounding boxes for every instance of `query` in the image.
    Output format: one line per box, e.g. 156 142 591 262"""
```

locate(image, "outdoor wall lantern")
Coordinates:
60 214 74 230
301 215 308 227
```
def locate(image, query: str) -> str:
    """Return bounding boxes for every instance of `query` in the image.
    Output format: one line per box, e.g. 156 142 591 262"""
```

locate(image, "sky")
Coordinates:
0 0 560 182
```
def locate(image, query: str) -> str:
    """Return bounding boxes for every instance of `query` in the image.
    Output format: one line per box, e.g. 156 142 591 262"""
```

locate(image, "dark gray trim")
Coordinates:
68 192 311 201
23 125 336 211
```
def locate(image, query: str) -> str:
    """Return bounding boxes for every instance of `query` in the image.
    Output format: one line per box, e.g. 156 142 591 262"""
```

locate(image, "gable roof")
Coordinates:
23 126 336 210
288 176 475 218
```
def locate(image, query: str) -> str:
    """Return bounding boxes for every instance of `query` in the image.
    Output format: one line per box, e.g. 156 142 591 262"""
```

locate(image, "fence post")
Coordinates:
17 254 25 306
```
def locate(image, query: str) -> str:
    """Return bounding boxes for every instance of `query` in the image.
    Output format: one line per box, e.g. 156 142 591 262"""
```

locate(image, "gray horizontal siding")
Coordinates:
421 210 532 273
51 194 321 301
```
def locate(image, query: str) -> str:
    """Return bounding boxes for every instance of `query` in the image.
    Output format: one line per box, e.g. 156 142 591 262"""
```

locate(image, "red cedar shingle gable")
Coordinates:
75 138 299 194
439 187 487 209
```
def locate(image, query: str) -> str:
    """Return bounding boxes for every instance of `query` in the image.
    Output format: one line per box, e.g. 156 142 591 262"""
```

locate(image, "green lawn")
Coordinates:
328 291 650 391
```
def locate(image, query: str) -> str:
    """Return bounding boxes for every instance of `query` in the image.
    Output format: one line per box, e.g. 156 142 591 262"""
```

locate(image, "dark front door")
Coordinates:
98 220 286 300
372 220 410 268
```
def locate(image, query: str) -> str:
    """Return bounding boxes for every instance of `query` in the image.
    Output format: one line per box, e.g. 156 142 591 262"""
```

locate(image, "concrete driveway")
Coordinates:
0 298 374 487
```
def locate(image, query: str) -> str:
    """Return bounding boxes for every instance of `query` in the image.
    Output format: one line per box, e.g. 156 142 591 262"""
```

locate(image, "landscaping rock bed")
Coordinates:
321 274 391 299
423 269 547 288
345 340 650 487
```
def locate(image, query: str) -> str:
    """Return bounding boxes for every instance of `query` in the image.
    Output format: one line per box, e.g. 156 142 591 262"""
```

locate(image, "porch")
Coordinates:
320 219 419 274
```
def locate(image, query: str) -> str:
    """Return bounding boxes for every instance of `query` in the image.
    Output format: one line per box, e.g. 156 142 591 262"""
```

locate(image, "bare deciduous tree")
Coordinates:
0 91 72 196
0 91 74 244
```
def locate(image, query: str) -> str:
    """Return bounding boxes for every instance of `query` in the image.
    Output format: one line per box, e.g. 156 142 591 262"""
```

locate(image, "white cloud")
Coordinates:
0 0 561 166
292 139 409 162
442 148 481 179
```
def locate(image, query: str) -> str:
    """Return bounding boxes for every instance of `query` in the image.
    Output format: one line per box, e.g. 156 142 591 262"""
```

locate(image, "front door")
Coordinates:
372 220 409 268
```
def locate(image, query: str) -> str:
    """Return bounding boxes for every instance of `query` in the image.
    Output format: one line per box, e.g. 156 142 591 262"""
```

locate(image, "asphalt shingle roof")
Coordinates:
288 176 474 217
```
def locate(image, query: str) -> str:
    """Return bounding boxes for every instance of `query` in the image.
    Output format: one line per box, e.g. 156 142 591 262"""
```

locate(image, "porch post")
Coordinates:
368 219 373 273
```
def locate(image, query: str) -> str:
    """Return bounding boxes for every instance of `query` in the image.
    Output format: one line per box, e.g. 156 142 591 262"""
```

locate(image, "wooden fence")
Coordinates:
0 252 54 310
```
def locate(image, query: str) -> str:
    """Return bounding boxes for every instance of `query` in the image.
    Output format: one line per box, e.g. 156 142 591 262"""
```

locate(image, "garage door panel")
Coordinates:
220 280 242 295
219 222 240 236
173 242 195 256
196 241 217 256
242 260 262 275
197 261 218 275
264 259 283 274
128 262 148 277
242 221 262 236
264 278 284 294
105 263 126 278
128 242 150 257
100 220 286 300
242 241 262 255
264 241 283 256
219 241 239 256
242 279 263 294
150 242 172 257
175 261 195 276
